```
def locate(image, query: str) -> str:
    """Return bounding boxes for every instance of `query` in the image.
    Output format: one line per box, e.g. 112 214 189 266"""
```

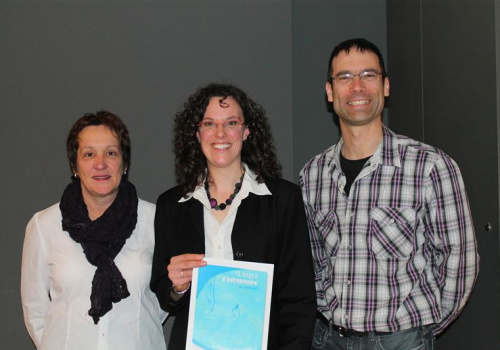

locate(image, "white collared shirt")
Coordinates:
21 199 167 350
179 164 271 259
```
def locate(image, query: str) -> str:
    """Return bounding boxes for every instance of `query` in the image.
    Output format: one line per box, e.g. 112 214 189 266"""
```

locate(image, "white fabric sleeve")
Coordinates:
21 213 51 348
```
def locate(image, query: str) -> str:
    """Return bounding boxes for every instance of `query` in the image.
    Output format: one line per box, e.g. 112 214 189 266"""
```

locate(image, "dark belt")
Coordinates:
332 324 392 337
318 313 392 338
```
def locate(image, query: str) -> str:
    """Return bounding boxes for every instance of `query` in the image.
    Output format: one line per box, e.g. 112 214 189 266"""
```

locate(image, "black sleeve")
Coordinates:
273 181 317 349
150 189 189 313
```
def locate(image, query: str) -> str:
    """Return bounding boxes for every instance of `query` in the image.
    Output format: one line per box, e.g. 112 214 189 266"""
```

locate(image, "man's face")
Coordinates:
326 49 389 128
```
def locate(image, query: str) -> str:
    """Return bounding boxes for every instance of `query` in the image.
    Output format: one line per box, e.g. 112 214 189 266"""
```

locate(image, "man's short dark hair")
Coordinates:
327 38 387 81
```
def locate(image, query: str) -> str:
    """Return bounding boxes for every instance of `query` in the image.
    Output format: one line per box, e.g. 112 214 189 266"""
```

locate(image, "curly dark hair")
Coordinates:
67 110 131 178
174 82 282 195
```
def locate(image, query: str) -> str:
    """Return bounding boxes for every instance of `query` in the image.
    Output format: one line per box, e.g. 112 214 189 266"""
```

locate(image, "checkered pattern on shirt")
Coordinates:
299 125 479 335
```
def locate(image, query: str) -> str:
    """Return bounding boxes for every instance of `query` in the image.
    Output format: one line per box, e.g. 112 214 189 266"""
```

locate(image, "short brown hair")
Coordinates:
66 110 131 176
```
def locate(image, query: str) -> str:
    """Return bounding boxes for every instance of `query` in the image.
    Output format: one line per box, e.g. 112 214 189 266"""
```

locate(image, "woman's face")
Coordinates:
196 96 250 172
74 125 124 206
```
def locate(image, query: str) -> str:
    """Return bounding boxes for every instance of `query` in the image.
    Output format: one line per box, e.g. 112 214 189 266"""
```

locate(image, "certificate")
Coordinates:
186 258 274 350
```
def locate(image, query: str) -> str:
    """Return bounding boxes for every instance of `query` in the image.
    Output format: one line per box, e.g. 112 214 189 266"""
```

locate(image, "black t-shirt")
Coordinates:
340 153 371 196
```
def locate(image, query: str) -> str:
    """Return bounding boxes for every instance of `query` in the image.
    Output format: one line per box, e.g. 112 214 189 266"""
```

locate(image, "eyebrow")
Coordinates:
201 116 242 121
80 145 120 150
335 68 379 75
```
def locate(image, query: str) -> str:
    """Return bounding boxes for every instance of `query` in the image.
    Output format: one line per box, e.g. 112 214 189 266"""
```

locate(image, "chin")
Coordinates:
94 188 119 197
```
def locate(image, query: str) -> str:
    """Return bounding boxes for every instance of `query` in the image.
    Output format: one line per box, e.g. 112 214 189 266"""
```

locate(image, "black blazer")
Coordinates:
151 178 316 349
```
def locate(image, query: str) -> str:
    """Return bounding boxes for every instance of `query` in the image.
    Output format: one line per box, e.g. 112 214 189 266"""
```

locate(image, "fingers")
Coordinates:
170 253 206 265
167 254 206 291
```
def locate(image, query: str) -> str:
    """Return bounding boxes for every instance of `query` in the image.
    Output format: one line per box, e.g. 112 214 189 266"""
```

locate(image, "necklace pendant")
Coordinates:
205 171 245 211
209 198 218 208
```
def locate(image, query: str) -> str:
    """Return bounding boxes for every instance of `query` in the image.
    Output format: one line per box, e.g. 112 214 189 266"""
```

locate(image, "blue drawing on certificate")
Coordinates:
192 265 269 350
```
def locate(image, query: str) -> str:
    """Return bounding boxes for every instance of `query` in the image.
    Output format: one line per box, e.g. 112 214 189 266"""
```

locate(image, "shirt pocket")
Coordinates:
370 207 417 259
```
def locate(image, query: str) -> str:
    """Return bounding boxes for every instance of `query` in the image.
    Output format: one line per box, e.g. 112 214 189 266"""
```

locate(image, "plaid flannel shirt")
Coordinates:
299 125 479 335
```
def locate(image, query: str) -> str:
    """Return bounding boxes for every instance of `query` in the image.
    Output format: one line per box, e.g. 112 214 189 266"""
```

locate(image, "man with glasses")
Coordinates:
299 38 479 349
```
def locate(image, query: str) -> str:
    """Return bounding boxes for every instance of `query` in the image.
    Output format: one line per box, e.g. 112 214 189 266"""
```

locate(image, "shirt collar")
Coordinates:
330 124 401 171
179 163 271 205
378 125 402 167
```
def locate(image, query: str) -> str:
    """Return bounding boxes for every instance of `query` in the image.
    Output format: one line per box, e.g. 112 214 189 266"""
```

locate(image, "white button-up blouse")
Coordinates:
21 199 167 350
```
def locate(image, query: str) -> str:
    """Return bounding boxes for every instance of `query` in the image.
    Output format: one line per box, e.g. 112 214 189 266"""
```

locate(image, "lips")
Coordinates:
213 143 230 150
348 99 370 106
92 175 111 180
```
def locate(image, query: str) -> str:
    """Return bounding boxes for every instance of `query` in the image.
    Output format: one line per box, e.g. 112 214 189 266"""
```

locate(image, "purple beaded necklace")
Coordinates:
205 171 245 211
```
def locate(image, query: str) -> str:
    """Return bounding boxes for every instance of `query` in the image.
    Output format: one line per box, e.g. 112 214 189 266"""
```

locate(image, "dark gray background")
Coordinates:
2 1 498 349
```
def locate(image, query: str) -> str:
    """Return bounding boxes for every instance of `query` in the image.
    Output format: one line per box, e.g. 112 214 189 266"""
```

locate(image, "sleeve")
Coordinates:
150 192 190 313
140 200 170 323
301 201 327 302
275 184 317 349
21 213 51 348
299 171 326 310
427 156 479 334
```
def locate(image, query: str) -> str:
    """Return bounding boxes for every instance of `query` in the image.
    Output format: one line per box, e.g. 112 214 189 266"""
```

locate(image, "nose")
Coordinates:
350 75 366 92
94 155 106 169
215 123 226 136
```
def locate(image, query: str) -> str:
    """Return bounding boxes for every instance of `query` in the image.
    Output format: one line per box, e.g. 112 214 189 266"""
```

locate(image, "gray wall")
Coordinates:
387 0 500 347
0 1 388 348
292 1 387 181
1 2 294 348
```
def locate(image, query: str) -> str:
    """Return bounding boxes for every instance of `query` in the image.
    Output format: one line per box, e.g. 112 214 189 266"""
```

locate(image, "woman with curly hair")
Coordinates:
151 83 316 349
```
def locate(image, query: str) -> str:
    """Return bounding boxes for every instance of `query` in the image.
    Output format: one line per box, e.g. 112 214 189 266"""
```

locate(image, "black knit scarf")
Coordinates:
59 179 138 324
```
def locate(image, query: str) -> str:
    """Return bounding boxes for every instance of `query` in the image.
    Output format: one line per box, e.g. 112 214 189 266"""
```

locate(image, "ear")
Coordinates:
196 131 201 142
383 76 390 97
325 81 334 102
242 126 250 141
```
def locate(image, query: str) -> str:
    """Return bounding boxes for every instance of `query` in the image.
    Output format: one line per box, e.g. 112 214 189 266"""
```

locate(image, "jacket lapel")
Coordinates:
186 199 205 240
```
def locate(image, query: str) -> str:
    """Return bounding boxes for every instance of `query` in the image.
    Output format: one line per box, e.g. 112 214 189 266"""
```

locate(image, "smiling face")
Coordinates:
326 49 390 129
74 125 124 206
196 96 250 172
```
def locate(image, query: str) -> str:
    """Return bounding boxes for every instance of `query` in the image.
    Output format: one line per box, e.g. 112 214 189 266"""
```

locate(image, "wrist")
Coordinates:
171 282 191 295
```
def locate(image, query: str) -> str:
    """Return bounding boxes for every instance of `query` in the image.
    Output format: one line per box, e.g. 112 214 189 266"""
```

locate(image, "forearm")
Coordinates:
429 158 479 333
434 232 479 334
21 216 50 347
275 188 317 347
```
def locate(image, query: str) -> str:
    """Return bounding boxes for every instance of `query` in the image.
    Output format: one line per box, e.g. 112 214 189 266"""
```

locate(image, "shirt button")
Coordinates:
390 219 395 223
235 250 244 258
346 280 351 285
347 245 352 251
344 314 349 320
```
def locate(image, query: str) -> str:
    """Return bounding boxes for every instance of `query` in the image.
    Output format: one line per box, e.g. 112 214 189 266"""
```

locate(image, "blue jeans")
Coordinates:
311 317 435 350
